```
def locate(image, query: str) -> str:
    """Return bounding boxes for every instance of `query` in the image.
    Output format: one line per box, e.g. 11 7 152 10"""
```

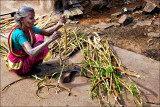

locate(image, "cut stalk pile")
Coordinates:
49 28 143 106
75 32 143 106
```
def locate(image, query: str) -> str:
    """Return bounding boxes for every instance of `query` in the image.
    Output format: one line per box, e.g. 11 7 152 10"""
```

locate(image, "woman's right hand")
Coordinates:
49 31 61 42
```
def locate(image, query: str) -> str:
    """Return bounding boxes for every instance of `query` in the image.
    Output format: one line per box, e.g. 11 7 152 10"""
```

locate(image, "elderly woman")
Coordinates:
8 6 66 75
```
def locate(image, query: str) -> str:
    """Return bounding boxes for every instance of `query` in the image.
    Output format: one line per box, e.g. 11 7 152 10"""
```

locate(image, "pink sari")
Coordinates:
8 27 51 74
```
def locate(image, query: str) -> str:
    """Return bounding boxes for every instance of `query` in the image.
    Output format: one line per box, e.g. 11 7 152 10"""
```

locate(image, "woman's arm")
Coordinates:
39 16 66 36
22 31 61 57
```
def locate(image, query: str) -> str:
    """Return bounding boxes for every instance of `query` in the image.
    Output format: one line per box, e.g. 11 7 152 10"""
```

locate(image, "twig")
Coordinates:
115 67 138 78
2 77 30 91
146 101 160 105
91 76 109 91
57 23 67 86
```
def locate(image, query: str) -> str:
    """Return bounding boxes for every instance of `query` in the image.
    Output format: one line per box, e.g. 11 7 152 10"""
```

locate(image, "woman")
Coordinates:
8 6 66 75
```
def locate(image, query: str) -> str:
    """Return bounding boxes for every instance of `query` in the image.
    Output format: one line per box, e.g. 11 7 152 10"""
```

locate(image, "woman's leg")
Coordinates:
11 35 51 74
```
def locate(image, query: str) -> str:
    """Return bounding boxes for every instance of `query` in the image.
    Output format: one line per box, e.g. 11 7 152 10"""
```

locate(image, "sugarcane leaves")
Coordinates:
84 49 88 56
132 87 137 96
113 73 122 94
91 94 94 100
101 83 107 91
77 32 84 38
106 66 114 73
90 76 96 82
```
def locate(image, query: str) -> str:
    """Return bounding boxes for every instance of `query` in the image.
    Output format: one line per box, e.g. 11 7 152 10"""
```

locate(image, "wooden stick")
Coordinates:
115 67 137 78
91 76 109 91
111 83 119 100
63 23 67 60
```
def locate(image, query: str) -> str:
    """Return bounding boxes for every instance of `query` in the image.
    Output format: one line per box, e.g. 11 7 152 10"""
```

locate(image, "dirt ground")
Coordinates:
76 0 160 61
0 0 160 106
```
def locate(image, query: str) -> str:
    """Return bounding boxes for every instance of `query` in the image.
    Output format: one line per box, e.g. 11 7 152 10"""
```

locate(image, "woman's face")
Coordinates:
21 11 35 28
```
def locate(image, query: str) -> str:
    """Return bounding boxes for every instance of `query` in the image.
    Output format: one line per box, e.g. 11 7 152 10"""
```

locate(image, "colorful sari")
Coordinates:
8 27 51 74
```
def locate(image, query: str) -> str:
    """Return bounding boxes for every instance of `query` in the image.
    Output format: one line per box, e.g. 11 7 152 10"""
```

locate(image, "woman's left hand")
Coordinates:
58 16 66 26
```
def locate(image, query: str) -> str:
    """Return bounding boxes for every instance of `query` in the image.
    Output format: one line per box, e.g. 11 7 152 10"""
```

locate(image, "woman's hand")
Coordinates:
22 31 61 57
49 31 61 42
39 16 66 36
58 16 67 27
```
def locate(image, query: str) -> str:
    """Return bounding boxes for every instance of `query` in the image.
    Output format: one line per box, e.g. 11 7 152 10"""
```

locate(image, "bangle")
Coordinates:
57 22 63 27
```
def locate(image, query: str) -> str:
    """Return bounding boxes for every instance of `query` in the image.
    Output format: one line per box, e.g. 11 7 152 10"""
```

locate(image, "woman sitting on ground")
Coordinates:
8 6 66 75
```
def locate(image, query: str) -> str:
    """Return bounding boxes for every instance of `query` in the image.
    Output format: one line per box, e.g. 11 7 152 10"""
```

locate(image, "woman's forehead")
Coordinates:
27 11 35 16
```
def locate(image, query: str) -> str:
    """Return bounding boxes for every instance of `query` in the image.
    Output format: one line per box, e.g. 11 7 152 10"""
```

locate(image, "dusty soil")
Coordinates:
74 0 160 61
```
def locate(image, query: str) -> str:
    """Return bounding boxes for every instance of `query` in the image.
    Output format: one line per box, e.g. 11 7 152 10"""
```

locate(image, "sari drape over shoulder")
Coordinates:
7 27 51 74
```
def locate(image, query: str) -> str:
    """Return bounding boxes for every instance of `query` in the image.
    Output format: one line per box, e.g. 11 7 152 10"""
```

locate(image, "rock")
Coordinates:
68 0 79 5
118 15 133 26
148 42 153 46
132 11 143 17
90 0 108 10
133 10 143 14
147 38 153 44
144 0 160 8
97 32 105 35
66 19 72 24
147 32 160 38
71 7 83 15
91 22 113 29
64 10 73 18
118 15 127 23
66 19 79 24
127 7 135 13
112 23 120 27
143 1 157 13
111 12 123 18
128 5 143 13
154 19 160 26
134 5 143 12
64 7 83 18
133 20 152 28
70 20 79 24
155 29 159 33
148 27 152 32
72 4 84 11
81 0 89 7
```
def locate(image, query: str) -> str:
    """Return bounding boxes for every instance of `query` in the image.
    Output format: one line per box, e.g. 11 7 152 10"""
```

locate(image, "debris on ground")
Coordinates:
147 32 160 38
133 20 152 28
118 15 133 26
111 12 123 18
154 18 160 25
91 22 113 29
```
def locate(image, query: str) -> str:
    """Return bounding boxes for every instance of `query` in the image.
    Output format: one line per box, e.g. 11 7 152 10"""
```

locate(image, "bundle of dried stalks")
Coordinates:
76 32 143 106
0 13 57 32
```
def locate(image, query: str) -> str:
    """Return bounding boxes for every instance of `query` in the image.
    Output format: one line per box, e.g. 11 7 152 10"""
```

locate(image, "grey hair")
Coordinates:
14 6 34 27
